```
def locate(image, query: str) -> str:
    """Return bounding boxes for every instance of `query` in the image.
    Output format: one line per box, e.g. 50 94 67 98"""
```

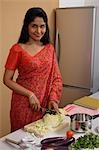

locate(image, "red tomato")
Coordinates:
66 130 74 138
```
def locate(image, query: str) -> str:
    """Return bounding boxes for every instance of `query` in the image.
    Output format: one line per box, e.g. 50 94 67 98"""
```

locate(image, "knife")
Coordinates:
40 107 57 115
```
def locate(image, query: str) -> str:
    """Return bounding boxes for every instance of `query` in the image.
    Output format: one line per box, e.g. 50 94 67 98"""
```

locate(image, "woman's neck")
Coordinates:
26 39 43 46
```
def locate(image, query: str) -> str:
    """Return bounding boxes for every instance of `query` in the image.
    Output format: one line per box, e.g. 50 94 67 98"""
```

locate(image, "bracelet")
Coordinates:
29 93 34 100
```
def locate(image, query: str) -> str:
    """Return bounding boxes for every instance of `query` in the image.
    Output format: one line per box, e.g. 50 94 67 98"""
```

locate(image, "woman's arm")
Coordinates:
3 69 41 111
3 69 33 97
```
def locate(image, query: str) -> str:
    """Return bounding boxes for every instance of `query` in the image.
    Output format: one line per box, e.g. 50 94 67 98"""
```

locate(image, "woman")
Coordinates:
3 7 62 132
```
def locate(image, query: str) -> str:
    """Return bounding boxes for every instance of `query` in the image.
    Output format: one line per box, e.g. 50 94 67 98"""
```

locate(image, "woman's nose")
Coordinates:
36 27 41 33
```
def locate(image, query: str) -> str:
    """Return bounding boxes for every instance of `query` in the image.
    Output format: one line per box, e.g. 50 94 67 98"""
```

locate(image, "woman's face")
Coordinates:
28 17 46 42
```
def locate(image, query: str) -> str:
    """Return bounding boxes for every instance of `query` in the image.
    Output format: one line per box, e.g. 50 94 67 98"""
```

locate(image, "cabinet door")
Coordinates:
56 7 94 89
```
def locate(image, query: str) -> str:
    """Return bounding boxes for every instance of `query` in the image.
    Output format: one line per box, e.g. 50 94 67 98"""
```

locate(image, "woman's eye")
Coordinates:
31 24 46 29
40 25 46 29
32 24 37 28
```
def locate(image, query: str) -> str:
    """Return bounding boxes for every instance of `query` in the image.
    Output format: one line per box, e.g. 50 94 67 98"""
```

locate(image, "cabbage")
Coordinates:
43 110 65 128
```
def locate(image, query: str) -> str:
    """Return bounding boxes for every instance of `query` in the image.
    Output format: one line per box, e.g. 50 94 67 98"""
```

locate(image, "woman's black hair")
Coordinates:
17 7 50 44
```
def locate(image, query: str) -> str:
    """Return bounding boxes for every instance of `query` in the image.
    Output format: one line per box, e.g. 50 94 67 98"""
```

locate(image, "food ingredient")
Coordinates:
43 110 65 128
45 148 54 150
41 136 75 147
71 132 99 150
24 108 68 136
66 130 74 138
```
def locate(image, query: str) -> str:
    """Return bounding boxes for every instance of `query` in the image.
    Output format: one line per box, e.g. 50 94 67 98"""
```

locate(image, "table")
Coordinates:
0 92 99 150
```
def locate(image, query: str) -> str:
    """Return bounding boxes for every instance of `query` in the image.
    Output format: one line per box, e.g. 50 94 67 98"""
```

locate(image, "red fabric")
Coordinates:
5 44 62 132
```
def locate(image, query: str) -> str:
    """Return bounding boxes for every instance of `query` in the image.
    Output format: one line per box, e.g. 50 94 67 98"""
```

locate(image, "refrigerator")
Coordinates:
55 7 99 107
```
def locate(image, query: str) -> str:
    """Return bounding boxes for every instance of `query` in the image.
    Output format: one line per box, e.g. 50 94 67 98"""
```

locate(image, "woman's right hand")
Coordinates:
29 93 41 111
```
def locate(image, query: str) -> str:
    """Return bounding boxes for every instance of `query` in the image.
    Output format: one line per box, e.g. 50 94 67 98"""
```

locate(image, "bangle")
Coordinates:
29 93 34 100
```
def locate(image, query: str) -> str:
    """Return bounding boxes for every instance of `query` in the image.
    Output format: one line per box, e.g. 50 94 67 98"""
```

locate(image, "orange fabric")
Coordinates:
5 44 62 132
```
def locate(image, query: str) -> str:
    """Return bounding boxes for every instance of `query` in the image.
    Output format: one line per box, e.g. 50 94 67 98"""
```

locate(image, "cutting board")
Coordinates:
73 96 99 109
64 104 99 116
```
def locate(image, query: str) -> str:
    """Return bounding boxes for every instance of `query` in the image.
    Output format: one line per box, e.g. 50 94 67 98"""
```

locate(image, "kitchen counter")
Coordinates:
0 92 99 150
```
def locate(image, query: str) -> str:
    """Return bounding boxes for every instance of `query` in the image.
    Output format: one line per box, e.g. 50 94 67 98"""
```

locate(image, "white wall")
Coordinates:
59 0 99 7
59 0 85 7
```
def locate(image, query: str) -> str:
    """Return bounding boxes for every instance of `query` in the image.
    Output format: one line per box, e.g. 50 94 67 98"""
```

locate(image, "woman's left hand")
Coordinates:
48 101 59 113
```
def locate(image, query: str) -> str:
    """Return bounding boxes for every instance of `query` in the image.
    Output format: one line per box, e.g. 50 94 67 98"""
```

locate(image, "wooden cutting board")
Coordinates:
73 96 99 109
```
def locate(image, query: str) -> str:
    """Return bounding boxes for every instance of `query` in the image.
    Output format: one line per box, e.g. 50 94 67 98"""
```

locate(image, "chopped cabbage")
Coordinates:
43 109 66 128
25 108 66 136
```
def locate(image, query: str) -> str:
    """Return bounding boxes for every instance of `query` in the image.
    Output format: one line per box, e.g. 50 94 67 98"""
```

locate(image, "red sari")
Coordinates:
5 43 62 132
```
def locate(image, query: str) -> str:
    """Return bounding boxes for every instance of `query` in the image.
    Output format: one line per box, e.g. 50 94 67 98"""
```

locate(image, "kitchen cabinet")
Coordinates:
56 7 99 107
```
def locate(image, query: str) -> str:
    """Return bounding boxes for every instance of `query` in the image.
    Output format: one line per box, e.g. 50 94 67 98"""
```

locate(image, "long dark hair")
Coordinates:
17 7 50 45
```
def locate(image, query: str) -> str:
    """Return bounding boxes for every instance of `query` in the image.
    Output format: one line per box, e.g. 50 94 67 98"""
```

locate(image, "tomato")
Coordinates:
66 130 74 138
